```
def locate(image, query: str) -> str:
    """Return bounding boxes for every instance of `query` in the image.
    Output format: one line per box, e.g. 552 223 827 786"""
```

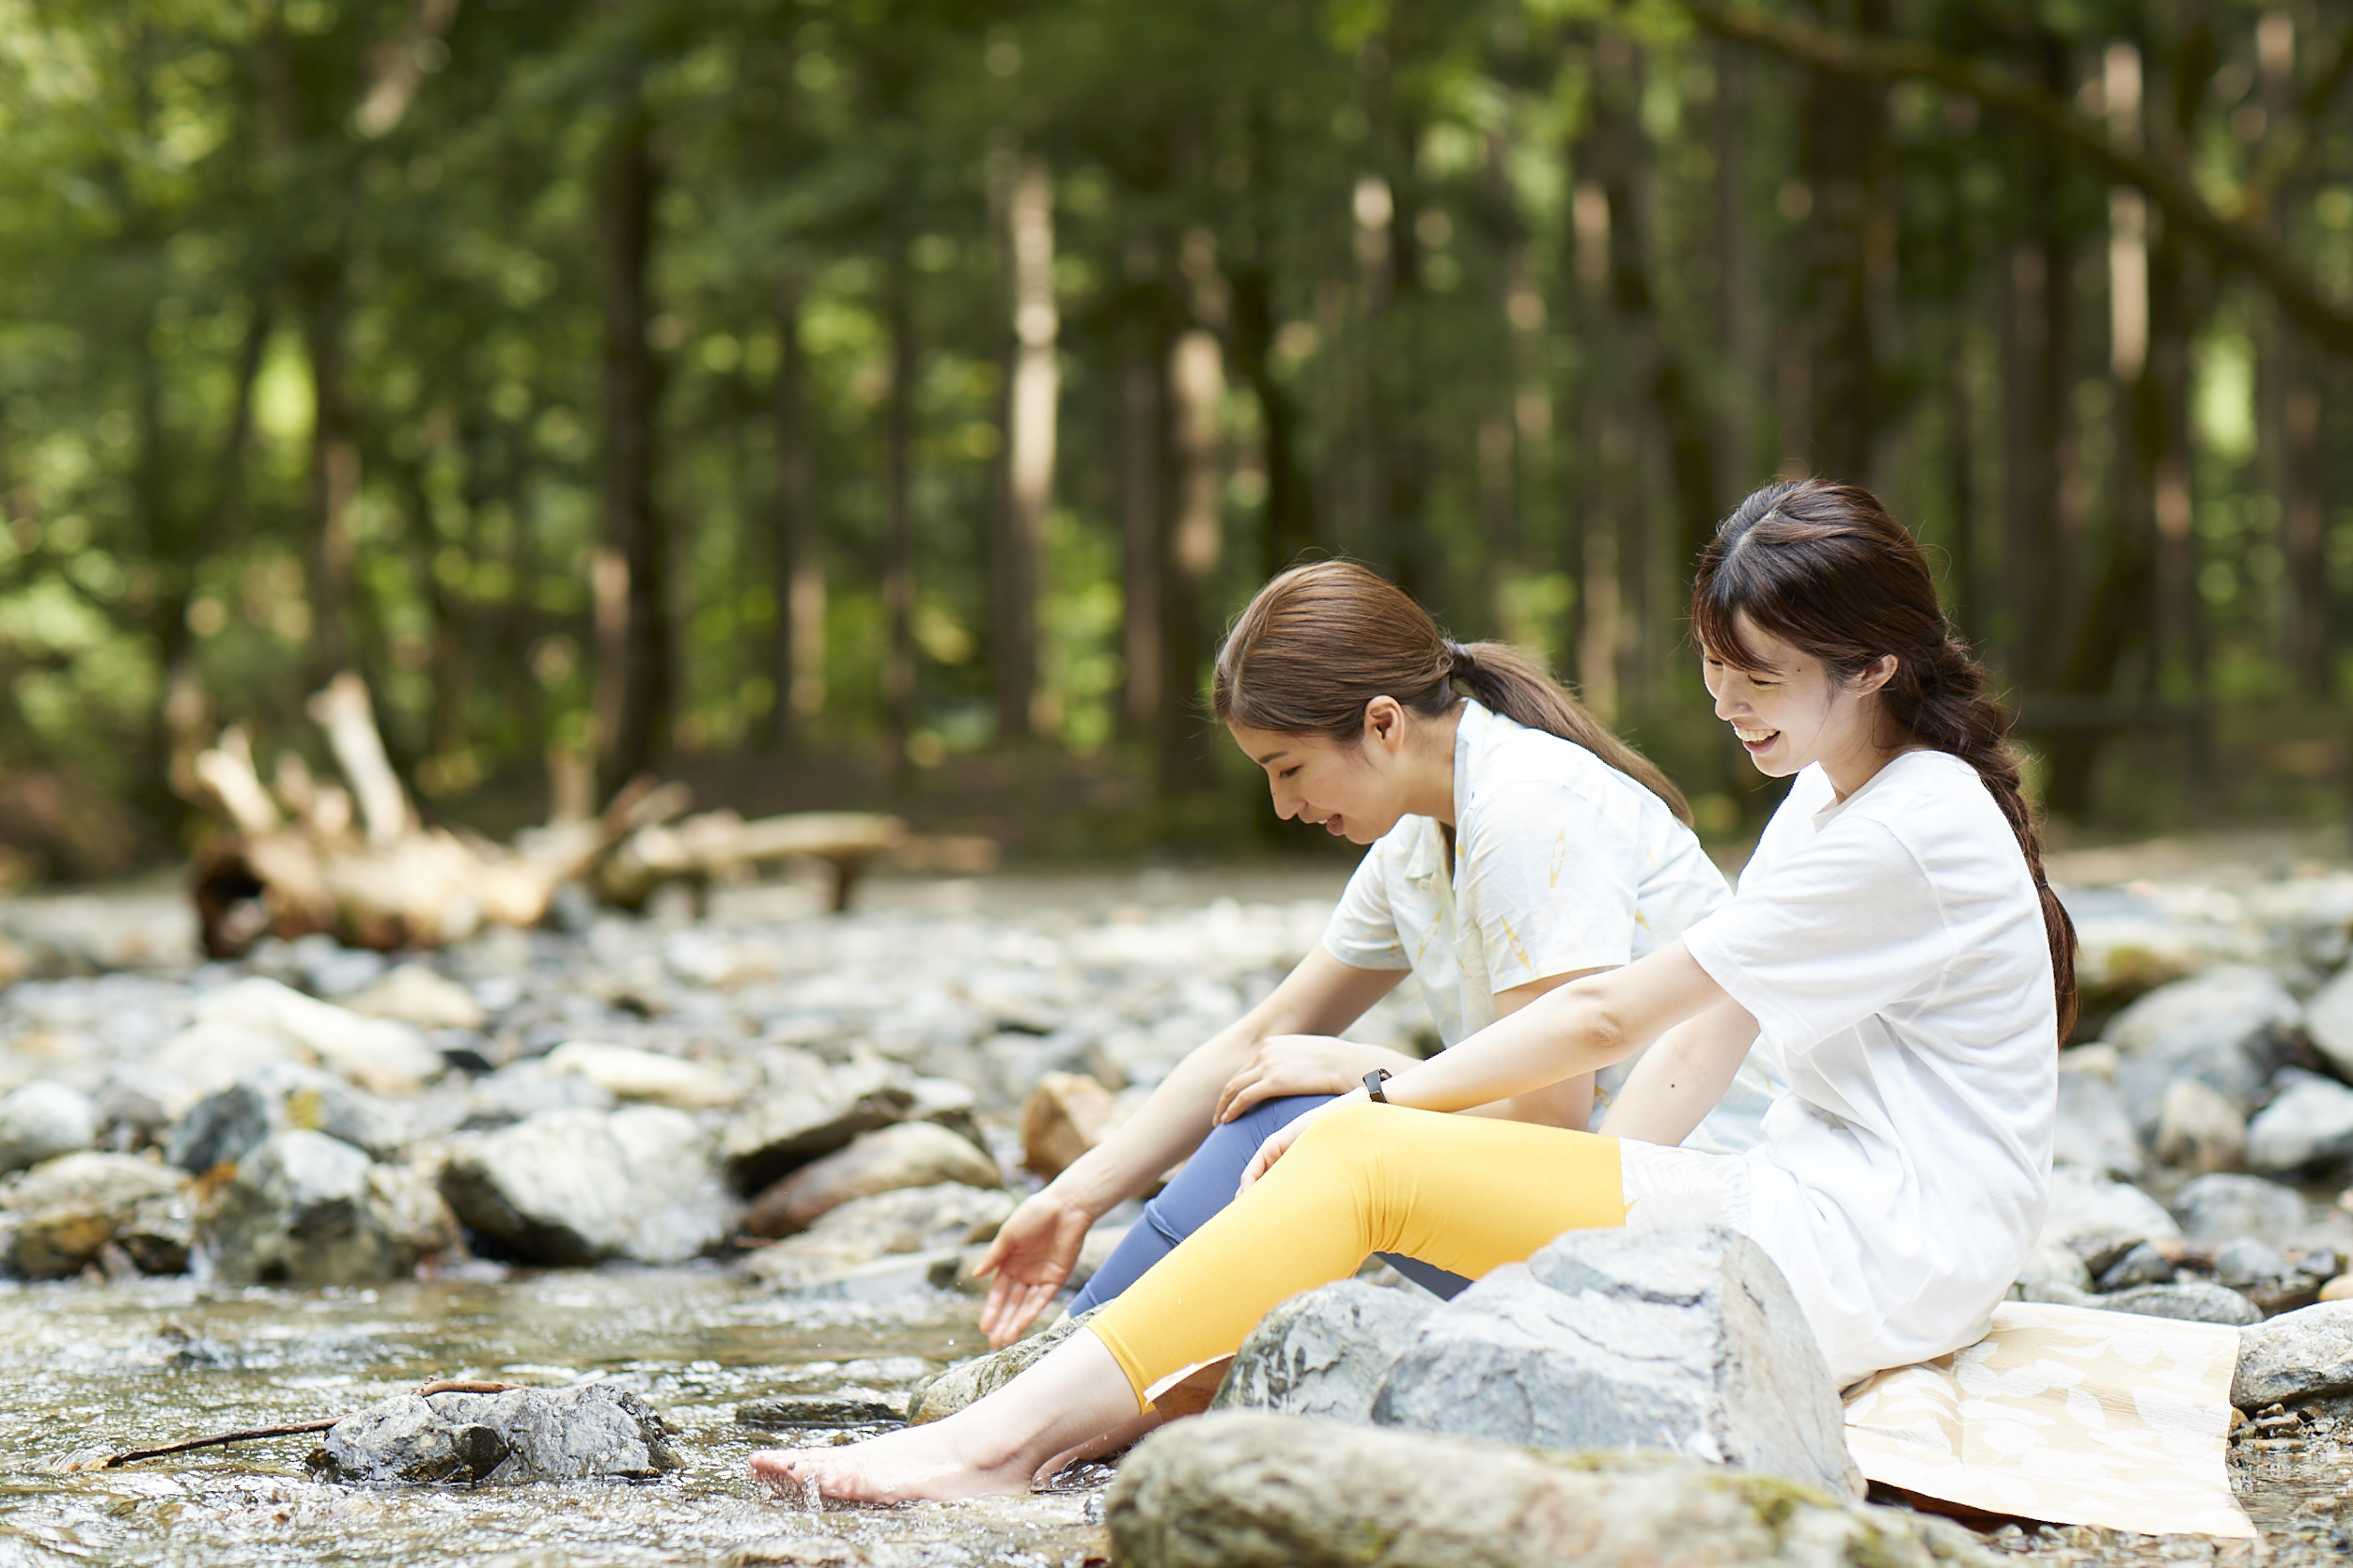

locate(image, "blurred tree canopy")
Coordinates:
1 0 2351 877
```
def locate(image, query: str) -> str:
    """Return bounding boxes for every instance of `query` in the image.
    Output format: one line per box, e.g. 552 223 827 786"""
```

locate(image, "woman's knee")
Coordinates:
1288 1098 1395 1163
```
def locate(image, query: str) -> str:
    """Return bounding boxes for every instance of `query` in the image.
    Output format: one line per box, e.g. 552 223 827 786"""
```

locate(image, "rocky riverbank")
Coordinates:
0 848 2349 1563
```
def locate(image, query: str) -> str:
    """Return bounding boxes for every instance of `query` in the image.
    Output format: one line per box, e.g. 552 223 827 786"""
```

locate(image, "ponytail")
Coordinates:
1215 560 1691 824
1692 480 2080 1043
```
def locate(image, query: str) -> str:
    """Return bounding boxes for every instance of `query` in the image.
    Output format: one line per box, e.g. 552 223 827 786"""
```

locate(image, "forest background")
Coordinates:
2 0 2351 883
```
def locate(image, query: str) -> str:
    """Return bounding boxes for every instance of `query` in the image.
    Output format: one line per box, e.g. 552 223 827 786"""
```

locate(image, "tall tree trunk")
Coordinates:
296 256 359 683
883 243 917 771
1712 38 1762 505
1120 341 1165 740
995 154 1057 744
1230 260 1315 581
1162 327 1223 786
595 88 669 792
1569 175 1623 721
1946 318 1980 639
2283 345 2327 688
1794 0 1889 483
768 270 824 748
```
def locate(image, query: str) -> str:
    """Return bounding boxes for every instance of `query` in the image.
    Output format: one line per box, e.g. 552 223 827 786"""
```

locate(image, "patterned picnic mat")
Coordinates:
1841 1300 2253 1538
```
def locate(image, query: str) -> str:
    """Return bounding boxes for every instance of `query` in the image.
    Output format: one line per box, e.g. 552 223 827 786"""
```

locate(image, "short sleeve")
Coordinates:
1320 841 1410 971
1681 817 1952 1051
1456 779 1641 992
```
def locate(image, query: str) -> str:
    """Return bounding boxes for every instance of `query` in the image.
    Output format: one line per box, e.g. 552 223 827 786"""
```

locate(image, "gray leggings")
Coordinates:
1065 1092 1472 1314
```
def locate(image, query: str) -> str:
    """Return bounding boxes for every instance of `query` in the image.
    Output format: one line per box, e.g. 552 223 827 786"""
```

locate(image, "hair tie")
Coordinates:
1442 640 1473 675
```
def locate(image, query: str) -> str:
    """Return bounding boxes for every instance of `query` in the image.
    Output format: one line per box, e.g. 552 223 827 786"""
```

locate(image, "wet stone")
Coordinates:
739 1181 1014 1289
0 1150 191 1278
194 1129 458 1286
734 1388 908 1428
1211 1279 1438 1425
439 1105 740 1266
313 1384 680 1484
907 1312 1091 1424
722 1063 916 1195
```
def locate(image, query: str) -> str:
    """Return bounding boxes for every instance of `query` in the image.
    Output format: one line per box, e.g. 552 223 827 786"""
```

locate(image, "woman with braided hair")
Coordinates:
971 557 1775 1344
755 479 2074 1503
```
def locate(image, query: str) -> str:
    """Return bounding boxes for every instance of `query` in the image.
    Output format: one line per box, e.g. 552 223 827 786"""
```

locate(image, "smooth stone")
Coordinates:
2094 1281 2262 1326
2108 967 2301 1056
314 1384 679 1484
146 1021 309 1094
1211 1280 1438 1424
439 1106 740 1265
2247 1069 2353 1174
2233 1300 2353 1408
2154 1079 2247 1173
2052 1061 2143 1180
2213 1236 2291 1289
192 978 444 1095
1020 1071 1120 1180
734 1389 908 1428
2320 1274 2353 1302
722 1063 915 1194
743 1122 1000 1236
2114 1019 2272 1140
462 1062 616 1126
0 1082 96 1173
165 1062 403 1174
1105 1413 1995 1568
906 1312 1091 1424
2038 1164 2180 1249
2008 1241 2096 1305
347 965 487 1032
0 1151 192 1277
541 1041 734 1110
2173 1172 2318 1248
1371 1224 1861 1499
2303 966 2353 1080
194 1129 458 1285
740 1182 1015 1288
906 1075 985 1147
2093 1241 2174 1292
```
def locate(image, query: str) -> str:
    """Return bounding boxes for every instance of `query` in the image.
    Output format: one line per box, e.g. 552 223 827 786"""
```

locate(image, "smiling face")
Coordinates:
1227 703 1418 845
1701 613 1897 790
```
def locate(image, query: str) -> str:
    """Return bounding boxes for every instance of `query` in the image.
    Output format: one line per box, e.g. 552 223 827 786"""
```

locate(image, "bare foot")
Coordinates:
747 1423 1032 1504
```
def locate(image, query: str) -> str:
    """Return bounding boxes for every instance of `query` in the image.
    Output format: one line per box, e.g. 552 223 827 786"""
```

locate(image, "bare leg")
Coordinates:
749 1327 1140 1503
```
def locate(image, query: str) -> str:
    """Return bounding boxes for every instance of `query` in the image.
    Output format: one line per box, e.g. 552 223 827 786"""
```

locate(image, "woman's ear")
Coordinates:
1363 694 1407 753
1851 654 1899 698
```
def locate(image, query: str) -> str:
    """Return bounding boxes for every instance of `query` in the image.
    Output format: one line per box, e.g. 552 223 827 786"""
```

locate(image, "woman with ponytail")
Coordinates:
970 559 1775 1344
756 481 2075 1504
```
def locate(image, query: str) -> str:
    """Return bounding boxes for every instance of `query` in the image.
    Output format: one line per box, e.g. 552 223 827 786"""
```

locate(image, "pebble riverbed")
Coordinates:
0 852 2347 1564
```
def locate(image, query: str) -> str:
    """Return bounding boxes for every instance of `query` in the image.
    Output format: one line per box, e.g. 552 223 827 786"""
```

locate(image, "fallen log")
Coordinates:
98 1379 517 1468
600 808 909 913
185 673 688 956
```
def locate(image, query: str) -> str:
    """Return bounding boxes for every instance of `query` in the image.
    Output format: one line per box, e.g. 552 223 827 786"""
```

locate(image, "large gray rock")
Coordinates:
743 1122 1000 1236
2036 1164 2180 1250
2109 967 2301 1057
2302 967 2353 1080
166 1063 402 1174
0 1151 192 1277
1211 1280 1440 1424
0 1083 96 1173
2153 1079 2247 1173
439 1106 740 1265
2093 1281 2261 1327
313 1384 679 1484
740 1182 1014 1288
2234 1301 2353 1409
1371 1225 1861 1500
195 1129 458 1285
722 1063 916 1194
1106 1413 1995 1568
2172 1172 2320 1248
2246 1069 2353 1174
2052 1060 2143 1179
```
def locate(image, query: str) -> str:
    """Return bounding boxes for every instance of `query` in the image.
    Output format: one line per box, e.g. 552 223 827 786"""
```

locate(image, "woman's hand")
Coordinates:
1238 1087 1368 1191
971 1189 1096 1347
1215 1035 1419 1123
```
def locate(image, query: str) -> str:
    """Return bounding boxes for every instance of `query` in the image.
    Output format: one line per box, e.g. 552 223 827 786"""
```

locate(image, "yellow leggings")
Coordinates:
1086 1101 1625 1407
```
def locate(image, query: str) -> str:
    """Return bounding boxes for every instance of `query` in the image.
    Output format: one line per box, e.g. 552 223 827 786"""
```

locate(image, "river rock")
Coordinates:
348 964 487 1032
2154 1079 2247 1172
462 1061 616 1126
542 1041 734 1110
907 1311 1091 1423
2092 1241 2174 1292
2234 1300 2353 1408
723 1063 915 1194
165 1062 403 1174
2038 1163 2179 1250
2247 1068 2353 1174
2052 1058 2142 1179
192 978 444 1095
145 1021 309 1093
2173 1172 2317 1247
2093 1280 2261 1326
1211 1280 1438 1424
313 1384 679 1484
2213 1236 2291 1289
1106 1413 1992 1568
0 1151 192 1276
2008 1241 2096 1304
1021 1072 1119 1179
0 1082 96 1172
735 1389 908 1428
2109 966 2302 1056
439 1105 740 1265
743 1122 1000 1236
2304 967 2353 1080
1371 1224 1861 1499
195 1129 458 1285
741 1182 1015 1288
907 1075 985 1147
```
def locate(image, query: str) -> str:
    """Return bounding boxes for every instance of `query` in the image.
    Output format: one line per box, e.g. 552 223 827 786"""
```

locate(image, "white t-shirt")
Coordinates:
1321 699 1778 1154
1680 751 2058 1387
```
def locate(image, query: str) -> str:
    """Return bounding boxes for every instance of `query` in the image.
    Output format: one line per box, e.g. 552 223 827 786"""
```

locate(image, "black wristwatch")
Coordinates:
1363 1068 1393 1103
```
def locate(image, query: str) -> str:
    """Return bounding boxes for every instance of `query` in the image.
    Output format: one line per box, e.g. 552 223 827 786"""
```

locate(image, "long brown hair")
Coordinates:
1212 559 1691 823
1691 479 2079 1042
